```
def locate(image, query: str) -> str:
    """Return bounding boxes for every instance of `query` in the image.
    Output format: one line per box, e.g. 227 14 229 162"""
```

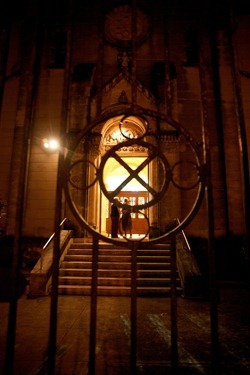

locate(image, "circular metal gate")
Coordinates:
64 107 206 245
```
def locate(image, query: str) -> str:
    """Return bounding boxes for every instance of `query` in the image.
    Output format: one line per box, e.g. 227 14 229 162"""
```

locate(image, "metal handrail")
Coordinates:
175 217 202 296
176 217 191 252
42 218 68 250
40 218 68 271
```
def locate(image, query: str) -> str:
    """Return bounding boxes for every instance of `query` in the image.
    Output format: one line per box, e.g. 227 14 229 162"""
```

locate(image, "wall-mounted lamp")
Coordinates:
42 138 60 151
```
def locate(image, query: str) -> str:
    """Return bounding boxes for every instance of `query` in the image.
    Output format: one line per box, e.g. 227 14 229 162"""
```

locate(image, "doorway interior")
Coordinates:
101 156 149 236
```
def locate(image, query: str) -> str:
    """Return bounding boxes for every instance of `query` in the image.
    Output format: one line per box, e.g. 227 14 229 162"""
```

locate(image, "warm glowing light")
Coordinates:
104 157 148 191
43 138 59 151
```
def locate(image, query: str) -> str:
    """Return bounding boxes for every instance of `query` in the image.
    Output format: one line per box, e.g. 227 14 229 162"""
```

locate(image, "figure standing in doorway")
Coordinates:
111 197 120 238
121 198 132 238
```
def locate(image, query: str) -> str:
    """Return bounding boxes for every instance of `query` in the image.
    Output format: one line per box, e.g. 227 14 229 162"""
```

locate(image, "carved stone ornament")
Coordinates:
105 128 138 145
104 4 151 47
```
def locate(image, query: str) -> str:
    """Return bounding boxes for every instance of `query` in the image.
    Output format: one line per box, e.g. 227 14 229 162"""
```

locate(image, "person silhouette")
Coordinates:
110 197 120 238
121 198 132 238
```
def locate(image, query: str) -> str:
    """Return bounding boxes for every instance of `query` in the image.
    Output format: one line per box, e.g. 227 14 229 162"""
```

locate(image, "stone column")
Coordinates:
146 135 159 228
86 133 102 232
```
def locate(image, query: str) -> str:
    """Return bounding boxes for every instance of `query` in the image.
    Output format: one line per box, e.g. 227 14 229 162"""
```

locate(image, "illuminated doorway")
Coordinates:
101 156 149 236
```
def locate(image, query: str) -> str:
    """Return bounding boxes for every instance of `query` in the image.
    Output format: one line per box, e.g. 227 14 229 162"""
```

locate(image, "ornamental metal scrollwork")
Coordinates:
98 139 171 209
64 109 206 245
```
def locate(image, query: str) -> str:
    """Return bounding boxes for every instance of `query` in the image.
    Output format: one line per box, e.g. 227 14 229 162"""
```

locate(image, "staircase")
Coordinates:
58 240 182 296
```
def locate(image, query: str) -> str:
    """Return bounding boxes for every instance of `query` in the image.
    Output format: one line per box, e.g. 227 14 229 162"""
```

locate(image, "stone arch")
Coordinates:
98 114 155 236
101 115 148 153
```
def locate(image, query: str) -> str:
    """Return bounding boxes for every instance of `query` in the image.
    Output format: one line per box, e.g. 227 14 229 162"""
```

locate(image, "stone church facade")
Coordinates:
0 0 249 247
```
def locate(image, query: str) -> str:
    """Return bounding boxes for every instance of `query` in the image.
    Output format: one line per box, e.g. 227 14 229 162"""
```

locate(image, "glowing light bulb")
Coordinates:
43 138 59 151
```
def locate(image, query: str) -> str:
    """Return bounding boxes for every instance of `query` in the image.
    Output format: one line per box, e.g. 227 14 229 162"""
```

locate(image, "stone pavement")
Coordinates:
0 283 249 375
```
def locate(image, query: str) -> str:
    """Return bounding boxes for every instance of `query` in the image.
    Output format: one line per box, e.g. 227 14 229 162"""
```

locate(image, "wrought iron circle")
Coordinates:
119 114 148 140
98 138 171 211
63 107 206 245
68 159 98 190
171 160 202 190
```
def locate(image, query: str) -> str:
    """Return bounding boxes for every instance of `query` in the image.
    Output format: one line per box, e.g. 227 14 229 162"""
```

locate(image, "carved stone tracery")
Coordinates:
104 5 151 47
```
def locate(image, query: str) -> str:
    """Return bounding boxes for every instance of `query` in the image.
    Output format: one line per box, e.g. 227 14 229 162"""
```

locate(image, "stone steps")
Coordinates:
58 285 178 297
58 276 171 286
58 241 182 296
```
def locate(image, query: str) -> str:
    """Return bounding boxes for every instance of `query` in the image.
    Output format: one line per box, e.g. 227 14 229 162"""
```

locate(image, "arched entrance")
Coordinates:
100 115 150 237
65 108 205 244
102 156 149 236
62 107 207 375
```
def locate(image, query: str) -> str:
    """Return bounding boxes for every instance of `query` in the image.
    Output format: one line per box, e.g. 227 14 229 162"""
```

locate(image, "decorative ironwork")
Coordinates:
64 108 206 245
68 159 98 190
98 139 171 207
65 110 206 243
119 114 148 140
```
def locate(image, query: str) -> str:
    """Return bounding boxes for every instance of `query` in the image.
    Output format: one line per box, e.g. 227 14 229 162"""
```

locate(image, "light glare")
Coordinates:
43 138 59 150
